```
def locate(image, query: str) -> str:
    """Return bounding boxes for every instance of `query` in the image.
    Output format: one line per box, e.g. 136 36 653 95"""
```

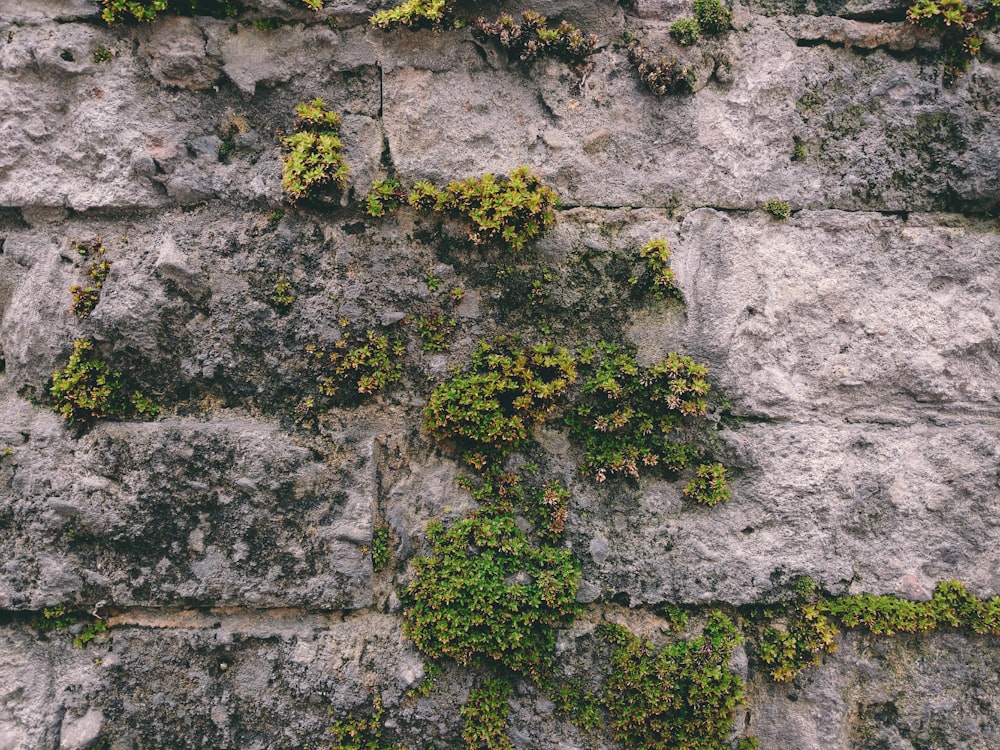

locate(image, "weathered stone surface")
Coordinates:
2 0 1000 748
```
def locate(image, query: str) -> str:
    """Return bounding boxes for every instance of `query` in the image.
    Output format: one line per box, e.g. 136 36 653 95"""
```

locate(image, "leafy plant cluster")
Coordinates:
461 677 514 750
670 0 733 45
473 12 599 68
101 0 241 23
424 336 578 466
371 523 391 572
306 322 405 402
907 0 999 81
281 99 349 203
567 343 712 481
758 579 1000 682
600 612 745 750
51 339 159 428
370 0 451 29
408 167 560 252
329 695 402 750
416 311 458 353
403 513 581 679
763 199 791 220
269 275 295 311
364 179 408 217
457 469 570 543
625 35 695 96
629 238 681 301
35 605 109 648
69 238 112 318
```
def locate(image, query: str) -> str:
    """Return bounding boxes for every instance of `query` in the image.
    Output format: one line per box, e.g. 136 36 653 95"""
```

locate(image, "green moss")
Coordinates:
281 99 349 203
365 179 407 217
403 513 580 678
416 312 458 353
758 580 1000 682
670 17 702 45
629 238 681 301
601 612 744 750
69 238 112 318
473 12 598 68
683 462 732 506
370 0 451 29
461 677 513 750
330 696 401 750
307 323 405 402
566 344 710 481
693 0 732 33
409 167 560 252
763 199 791 220
371 523 391 572
424 337 577 466
269 276 295 311
51 339 159 428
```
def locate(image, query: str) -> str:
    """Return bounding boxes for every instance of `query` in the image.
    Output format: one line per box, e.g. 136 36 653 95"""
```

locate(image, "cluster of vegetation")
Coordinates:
100 0 244 23
763 199 791 220
370 0 452 29
625 35 696 96
306 322 405 401
629 239 682 301
35 605 109 648
566 344 711 481
424 337 578 466
269 276 295 311
403 512 580 678
364 179 408 217
409 167 560 252
600 612 746 750
69 238 112 318
415 311 458 353
473 12 599 68
669 0 733 44
907 0 1000 81
683 462 731 506
329 695 402 750
51 339 159 427
758 579 1000 681
461 677 514 750
371 523 391 572
281 98 349 203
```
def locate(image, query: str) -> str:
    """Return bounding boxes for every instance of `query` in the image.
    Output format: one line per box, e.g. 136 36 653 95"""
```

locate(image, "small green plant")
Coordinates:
365 179 408 217
461 677 513 750
73 619 108 648
629 238 681 301
424 337 577 465
625 36 695 95
69 239 112 318
601 612 744 750
329 695 401 750
473 12 599 68
416 312 458 353
566 344 710 481
670 17 702 45
301 0 324 9
307 324 405 400
792 137 807 161
763 199 791 220
408 167 560 252
425 274 442 292
92 45 114 63
758 580 1000 681
269 276 295 311
35 605 78 632
102 0 167 23
51 339 159 427
404 513 580 678
683 462 731 506
371 523 390 572
406 660 443 699
281 98 349 202
905 0 997 80
450 286 465 301
370 0 451 29
693 0 732 33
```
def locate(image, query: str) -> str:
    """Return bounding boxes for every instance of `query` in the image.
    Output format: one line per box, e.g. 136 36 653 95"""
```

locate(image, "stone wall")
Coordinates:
1 0 998 748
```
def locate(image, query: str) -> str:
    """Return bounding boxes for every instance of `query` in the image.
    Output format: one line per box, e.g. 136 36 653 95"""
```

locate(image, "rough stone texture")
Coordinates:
1 0 999 747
